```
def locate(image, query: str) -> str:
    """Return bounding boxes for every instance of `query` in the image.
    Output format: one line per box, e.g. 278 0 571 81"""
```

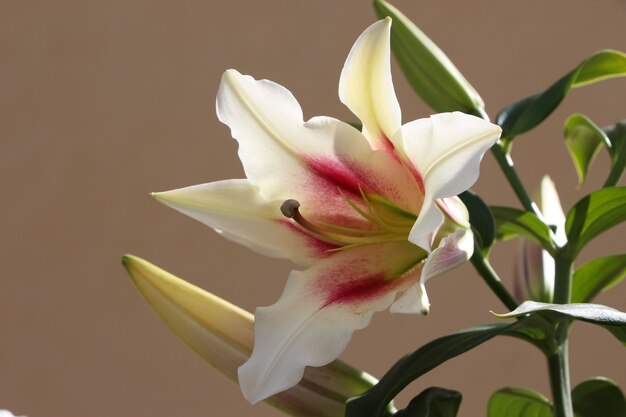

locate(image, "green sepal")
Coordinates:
565 187 626 256
572 378 626 417
487 387 553 417
571 254 626 303
496 50 626 142
373 0 485 116
491 206 556 255
459 190 495 254
563 114 611 185
394 387 462 417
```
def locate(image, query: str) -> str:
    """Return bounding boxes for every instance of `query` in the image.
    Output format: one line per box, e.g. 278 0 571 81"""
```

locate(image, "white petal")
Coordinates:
152 180 338 266
339 18 402 150
238 242 424 403
399 112 501 249
124 255 380 417
391 228 473 314
217 70 421 221
389 280 430 315
537 176 566 246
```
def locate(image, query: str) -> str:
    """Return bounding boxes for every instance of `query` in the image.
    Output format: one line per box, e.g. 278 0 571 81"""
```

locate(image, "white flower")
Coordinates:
153 18 500 403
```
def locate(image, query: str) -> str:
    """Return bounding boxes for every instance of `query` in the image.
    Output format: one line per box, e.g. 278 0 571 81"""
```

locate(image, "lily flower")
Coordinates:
123 255 380 417
152 18 501 403
514 176 566 303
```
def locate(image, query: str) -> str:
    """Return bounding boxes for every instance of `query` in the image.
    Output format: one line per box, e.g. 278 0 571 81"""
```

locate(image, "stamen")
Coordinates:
279 197 411 248
280 199 301 218
280 199 327 236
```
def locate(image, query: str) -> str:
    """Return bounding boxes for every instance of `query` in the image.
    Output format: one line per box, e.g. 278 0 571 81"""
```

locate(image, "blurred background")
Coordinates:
1 1 625 416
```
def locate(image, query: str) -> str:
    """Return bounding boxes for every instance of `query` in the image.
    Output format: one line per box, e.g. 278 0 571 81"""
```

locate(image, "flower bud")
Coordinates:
373 0 485 116
122 255 380 417
513 176 566 303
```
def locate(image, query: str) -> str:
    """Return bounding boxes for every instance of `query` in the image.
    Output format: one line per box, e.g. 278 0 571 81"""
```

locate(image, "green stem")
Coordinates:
553 252 573 305
470 248 519 311
548 343 574 417
547 253 574 417
491 144 543 219
603 165 623 188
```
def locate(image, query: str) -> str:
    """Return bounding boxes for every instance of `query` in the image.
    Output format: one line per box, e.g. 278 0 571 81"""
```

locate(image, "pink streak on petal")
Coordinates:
302 156 363 197
379 133 425 195
312 256 402 308
322 273 396 308
276 220 339 258
379 133 397 155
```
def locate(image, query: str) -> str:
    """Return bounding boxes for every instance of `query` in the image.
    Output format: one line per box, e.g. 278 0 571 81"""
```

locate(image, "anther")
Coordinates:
280 199 301 218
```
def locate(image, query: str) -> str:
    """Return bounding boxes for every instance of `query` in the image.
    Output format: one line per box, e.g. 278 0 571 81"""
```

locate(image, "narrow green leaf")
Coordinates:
373 0 484 115
565 187 626 256
496 50 626 141
502 314 559 355
605 326 626 346
394 387 462 417
571 254 626 303
604 120 626 187
491 206 555 254
572 378 626 417
494 301 626 326
345 324 510 417
487 387 553 417
494 301 626 346
459 191 495 252
563 114 611 185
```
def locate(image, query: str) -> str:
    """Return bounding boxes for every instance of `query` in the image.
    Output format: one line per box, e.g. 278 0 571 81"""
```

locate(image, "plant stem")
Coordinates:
491 144 543 219
548 342 574 417
470 248 519 311
553 252 573 305
548 252 574 417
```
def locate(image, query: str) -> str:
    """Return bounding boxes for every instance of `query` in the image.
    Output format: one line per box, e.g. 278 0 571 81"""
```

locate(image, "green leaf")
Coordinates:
604 120 626 187
572 378 626 417
565 187 626 256
496 50 626 141
345 324 510 417
563 114 611 185
487 387 553 417
494 301 626 326
394 387 462 417
494 301 626 346
605 326 626 346
459 191 495 253
502 314 559 355
373 0 484 116
491 206 555 254
571 254 626 303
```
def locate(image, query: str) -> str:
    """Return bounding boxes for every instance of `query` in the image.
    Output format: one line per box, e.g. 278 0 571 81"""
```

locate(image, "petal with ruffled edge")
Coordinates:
397 112 501 250
338 18 401 151
390 227 474 314
217 70 420 224
238 241 426 403
151 180 339 267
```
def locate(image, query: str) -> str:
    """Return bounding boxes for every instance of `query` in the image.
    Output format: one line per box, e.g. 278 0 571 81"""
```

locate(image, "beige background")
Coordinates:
1 1 625 416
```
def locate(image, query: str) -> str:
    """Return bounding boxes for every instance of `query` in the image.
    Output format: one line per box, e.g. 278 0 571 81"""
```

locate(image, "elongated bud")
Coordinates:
122 255 380 417
513 177 565 302
373 0 485 116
